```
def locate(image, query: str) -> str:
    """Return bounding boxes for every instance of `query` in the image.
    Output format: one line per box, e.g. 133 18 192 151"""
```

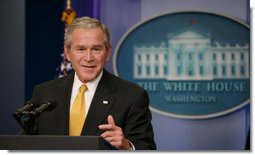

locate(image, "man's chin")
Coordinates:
80 74 97 83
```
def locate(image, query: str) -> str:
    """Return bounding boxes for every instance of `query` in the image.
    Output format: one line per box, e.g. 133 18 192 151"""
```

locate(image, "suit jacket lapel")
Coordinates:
54 72 74 135
82 70 117 135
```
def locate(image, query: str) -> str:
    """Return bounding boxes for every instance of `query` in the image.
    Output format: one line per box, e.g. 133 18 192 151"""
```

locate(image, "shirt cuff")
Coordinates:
126 139 135 150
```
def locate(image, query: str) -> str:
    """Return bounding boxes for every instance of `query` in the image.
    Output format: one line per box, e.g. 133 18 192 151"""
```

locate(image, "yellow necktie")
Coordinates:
69 84 87 136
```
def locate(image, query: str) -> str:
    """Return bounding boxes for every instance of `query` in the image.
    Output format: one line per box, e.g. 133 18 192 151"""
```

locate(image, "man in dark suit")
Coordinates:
29 16 156 150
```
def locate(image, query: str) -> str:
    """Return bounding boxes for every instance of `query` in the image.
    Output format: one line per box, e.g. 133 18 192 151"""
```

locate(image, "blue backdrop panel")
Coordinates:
101 0 250 150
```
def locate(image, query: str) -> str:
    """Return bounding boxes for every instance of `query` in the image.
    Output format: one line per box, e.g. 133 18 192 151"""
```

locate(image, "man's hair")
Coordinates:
64 16 111 50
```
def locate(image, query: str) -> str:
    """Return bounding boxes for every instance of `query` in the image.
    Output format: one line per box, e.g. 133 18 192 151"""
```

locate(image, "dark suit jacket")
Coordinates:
30 70 156 150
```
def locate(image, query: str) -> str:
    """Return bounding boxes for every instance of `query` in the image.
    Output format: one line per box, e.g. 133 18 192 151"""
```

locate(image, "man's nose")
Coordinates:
83 50 94 61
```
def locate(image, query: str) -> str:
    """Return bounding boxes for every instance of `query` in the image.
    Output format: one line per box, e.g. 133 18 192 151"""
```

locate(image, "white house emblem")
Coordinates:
113 11 250 119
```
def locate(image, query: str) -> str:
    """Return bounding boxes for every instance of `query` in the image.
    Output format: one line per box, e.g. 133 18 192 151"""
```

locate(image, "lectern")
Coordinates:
0 135 117 150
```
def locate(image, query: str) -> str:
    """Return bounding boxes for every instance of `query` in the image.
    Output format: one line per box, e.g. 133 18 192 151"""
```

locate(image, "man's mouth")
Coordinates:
82 65 96 68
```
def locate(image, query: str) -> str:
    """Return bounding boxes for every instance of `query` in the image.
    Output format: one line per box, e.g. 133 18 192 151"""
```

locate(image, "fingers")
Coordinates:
105 135 123 142
107 115 115 125
98 123 115 131
98 115 115 131
100 129 122 138
98 115 131 150
102 131 125 149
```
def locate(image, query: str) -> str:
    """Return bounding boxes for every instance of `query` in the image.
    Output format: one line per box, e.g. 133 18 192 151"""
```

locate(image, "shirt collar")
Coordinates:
73 71 103 93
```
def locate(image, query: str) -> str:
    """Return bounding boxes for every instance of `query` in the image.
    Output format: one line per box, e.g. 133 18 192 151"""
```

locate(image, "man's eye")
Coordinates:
92 48 101 52
76 48 85 52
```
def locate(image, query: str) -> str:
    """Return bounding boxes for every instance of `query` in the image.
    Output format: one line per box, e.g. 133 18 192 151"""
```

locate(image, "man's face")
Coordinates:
65 28 111 83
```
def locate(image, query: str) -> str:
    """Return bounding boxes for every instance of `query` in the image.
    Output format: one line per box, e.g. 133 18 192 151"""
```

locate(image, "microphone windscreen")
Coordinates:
40 98 57 111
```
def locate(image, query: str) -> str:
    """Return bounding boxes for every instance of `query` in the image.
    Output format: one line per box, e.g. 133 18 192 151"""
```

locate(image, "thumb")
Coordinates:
107 115 115 125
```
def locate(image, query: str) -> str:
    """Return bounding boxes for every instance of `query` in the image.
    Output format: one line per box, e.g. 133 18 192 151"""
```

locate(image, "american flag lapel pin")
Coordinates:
103 100 108 104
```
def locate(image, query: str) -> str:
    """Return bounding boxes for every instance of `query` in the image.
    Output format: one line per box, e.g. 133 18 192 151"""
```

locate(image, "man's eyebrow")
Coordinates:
73 44 104 49
74 44 85 48
92 44 104 48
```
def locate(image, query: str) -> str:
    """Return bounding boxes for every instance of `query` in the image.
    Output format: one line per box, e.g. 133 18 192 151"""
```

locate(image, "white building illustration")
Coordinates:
134 29 249 80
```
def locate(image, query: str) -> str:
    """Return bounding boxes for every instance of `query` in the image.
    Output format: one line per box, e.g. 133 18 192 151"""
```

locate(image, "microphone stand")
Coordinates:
13 99 56 134
13 111 37 135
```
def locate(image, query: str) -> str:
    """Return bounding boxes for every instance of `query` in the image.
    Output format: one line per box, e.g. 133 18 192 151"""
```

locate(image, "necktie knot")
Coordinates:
80 84 87 93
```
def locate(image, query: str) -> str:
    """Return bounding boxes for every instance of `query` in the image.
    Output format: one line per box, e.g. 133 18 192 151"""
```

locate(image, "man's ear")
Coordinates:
64 46 71 61
106 48 111 61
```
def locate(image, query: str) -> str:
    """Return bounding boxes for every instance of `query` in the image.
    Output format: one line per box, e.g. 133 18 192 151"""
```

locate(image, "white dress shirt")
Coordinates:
69 71 103 117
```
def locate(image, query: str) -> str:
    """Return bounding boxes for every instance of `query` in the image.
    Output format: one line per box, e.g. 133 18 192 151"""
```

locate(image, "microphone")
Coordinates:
30 99 57 116
14 100 37 115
